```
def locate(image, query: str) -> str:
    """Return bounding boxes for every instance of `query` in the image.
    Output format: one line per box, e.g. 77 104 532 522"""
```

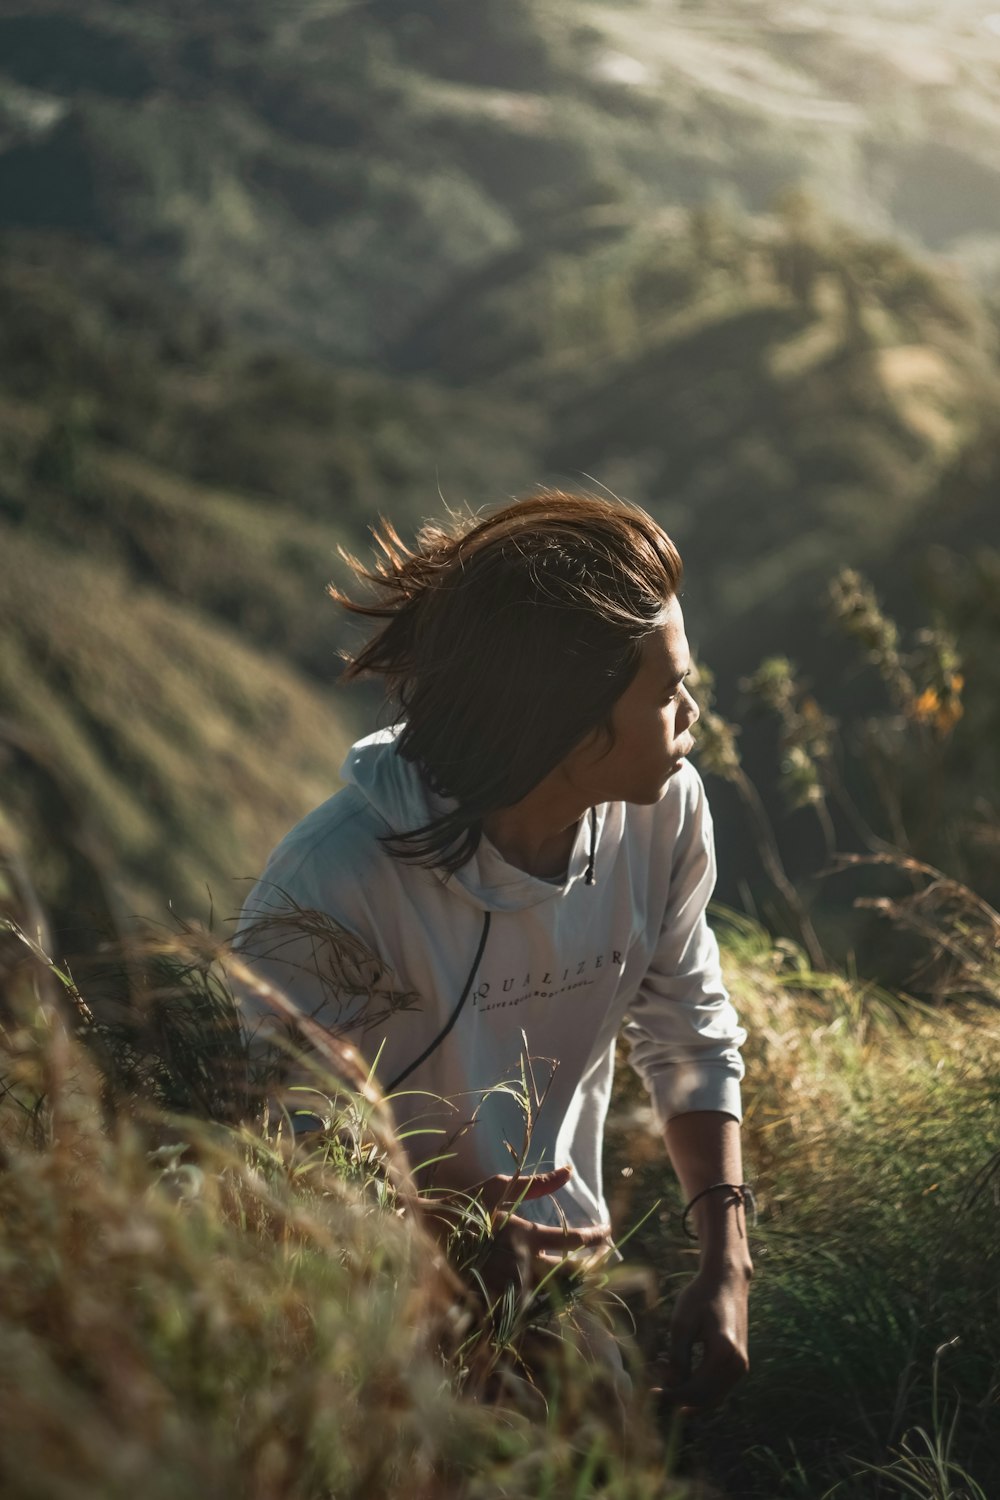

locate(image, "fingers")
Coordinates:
420 1166 574 1222
516 1166 573 1201
536 1245 610 1272
507 1213 612 1253
427 1169 613 1276
662 1322 694 1395
659 1335 749 1413
485 1166 573 1210
482 1226 610 1301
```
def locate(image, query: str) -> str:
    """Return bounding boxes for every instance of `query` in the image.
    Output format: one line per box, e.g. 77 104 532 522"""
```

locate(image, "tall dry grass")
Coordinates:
0 897 686 1500
606 906 1000 1498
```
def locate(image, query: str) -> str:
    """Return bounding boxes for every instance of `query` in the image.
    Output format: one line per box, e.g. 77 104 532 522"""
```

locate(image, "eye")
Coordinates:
663 670 692 705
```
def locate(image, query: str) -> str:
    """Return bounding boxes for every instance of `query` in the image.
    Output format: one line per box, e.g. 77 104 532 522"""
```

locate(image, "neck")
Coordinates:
481 768 591 879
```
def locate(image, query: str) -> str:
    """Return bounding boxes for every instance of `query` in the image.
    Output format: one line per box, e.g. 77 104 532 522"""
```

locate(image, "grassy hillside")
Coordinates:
612 913 1000 1496
8 214 998 685
394 196 1000 674
1 843 997 1500
0 523 356 924
4 213 1000 934
4 1 1000 364
0 233 551 930
4 2 1000 943
4 0 1000 694
0 236 539 550
2 10 999 1494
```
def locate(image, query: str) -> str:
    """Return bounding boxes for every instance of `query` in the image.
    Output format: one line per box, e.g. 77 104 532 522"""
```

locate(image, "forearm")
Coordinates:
664 1109 753 1276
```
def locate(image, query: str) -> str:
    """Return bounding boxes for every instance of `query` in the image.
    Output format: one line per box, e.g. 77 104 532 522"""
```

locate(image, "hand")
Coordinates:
418 1166 612 1299
657 1262 751 1412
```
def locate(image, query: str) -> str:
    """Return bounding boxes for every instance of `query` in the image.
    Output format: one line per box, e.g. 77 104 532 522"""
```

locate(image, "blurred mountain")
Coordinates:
391 193 1000 673
4 1 1000 363
0 522 353 925
5 208 999 925
0 236 542 919
4 1 1000 924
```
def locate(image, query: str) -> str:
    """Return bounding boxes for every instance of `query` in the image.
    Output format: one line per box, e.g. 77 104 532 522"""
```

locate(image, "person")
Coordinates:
235 490 751 1410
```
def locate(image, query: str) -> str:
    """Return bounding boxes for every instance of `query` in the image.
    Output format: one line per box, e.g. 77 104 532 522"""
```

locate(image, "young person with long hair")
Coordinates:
238 491 751 1409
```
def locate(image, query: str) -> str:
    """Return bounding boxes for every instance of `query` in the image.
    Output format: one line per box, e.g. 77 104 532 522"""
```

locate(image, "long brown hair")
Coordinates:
330 491 683 873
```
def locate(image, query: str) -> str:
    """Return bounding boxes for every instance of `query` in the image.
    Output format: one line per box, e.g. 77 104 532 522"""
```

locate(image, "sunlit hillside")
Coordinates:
1 824 998 1500
580 0 1000 270
2 7 1000 1494
4 0 1000 365
4 207 1000 926
393 196 1000 673
0 237 548 926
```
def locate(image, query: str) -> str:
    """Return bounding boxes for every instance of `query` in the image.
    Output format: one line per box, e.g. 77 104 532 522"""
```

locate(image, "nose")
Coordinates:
680 684 700 730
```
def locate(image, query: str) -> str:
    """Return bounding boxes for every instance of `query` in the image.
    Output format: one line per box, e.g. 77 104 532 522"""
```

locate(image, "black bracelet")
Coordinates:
680 1181 757 1241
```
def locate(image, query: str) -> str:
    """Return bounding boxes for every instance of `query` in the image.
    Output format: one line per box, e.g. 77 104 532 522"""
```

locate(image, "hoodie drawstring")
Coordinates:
384 911 492 1093
585 805 597 886
385 812 595 1092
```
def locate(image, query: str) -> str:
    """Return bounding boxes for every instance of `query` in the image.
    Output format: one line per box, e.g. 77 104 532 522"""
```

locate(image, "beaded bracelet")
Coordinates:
680 1181 757 1241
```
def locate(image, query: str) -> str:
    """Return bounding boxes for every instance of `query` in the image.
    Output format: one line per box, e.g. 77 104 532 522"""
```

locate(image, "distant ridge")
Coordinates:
2 1 1000 361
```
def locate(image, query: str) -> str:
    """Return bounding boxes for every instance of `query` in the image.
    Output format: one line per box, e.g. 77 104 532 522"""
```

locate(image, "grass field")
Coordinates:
609 912 1000 1496
1 885 997 1499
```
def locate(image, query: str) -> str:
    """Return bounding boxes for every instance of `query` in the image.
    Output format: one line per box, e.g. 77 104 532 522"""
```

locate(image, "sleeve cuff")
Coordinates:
650 1067 744 1128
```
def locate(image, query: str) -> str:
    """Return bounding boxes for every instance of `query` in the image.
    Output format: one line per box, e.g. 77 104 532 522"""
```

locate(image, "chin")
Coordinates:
619 759 688 805
657 758 688 793
629 772 680 804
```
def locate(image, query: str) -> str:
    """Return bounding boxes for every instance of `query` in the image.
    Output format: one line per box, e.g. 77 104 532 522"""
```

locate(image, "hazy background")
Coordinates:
3 0 1000 956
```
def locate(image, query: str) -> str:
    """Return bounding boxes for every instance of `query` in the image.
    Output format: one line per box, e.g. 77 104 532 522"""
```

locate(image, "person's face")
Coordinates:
564 596 699 805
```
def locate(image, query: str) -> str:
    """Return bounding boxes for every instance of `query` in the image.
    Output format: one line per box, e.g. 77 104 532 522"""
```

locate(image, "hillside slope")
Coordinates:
3 1 1000 363
0 522 353 925
4 209 1000 921
0 236 540 550
393 199 1000 671
0 234 549 924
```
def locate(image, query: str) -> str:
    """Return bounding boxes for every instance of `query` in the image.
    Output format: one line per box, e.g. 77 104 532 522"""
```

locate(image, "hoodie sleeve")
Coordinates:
233 865 381 1043
229 834 404 1125
621 767 746 1126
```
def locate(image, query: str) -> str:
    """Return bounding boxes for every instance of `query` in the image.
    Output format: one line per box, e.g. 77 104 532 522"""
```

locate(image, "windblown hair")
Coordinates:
331 491 683 873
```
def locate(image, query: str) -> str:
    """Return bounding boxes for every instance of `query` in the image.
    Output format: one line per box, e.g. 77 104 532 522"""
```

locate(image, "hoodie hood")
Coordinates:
339 727 621 915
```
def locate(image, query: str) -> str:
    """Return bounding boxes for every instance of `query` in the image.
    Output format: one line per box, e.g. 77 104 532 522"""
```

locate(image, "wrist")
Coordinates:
681 1180 756 1276
696 1205 754 1277
700 1242 755 1280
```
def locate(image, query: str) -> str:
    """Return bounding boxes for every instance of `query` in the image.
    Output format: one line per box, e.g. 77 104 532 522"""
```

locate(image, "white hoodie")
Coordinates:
236 728 746 1230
